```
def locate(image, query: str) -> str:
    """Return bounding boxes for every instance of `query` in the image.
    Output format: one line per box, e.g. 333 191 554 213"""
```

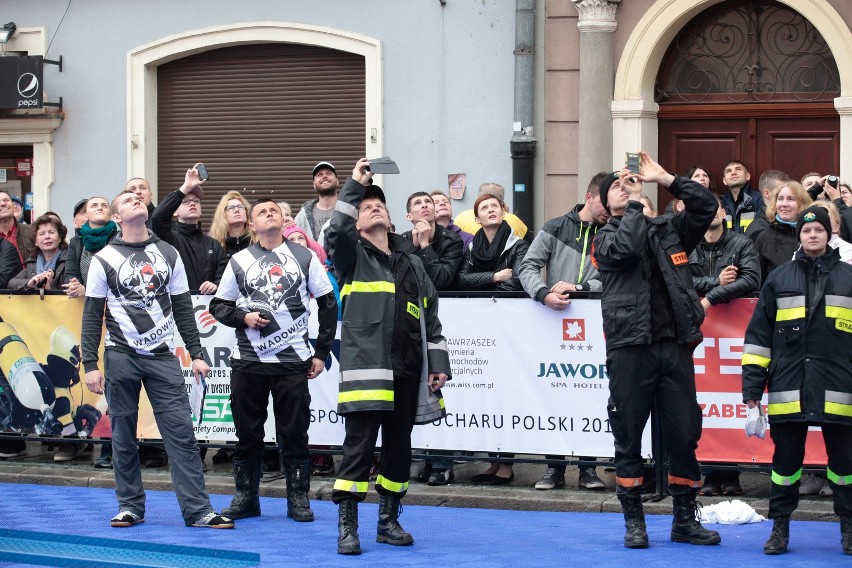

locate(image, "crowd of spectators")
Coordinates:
1 155 851 504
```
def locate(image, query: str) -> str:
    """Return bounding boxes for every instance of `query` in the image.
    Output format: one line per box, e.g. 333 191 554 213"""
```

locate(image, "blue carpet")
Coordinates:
0 483 845 567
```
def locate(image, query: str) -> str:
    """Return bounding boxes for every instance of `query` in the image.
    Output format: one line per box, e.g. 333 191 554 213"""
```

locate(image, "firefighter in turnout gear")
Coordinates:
742 204 852 555
326 158 451 555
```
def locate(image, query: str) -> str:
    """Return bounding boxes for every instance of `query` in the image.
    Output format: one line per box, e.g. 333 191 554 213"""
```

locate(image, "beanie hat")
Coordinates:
796 205 832 239
598 172 619 212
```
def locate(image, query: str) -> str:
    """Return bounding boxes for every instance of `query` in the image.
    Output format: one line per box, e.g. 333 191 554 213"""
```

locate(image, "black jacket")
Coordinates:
0 237 22 289
721 185 765 234
400 223 464 290
63 226 119 286
223 233 252 259
742 247 852 426
455 233 529 291
744 213 770 243
689 225 761 305
8 251 67 290
151 189 227 291
753 221 799 279
592 176 716 350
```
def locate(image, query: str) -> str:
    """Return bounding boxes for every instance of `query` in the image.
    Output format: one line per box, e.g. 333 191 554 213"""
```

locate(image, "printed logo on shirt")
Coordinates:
670 251 688 265
115 250 170 309
244 255 302 312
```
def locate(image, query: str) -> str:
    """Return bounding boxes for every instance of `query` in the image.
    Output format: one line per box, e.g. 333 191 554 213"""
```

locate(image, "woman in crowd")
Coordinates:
210 191 252 258
639 194 657 218
62 197 118 467
457 193 529 484
753 181 812 278
283 223 341 477
9 214 68 290
278 201 295 228
840 183 852 207
742 205 852 555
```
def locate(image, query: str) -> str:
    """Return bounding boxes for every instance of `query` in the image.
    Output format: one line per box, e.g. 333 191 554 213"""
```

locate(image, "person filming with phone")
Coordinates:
592 152 720 549
151 163 226 294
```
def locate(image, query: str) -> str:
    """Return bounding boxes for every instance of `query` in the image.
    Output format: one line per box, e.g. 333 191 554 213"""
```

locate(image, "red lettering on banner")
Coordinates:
175 346 191 367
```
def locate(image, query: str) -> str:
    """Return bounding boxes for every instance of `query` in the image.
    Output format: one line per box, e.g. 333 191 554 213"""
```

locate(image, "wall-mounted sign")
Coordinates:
0 56 43 109
16 159 32 177
0 169 6 183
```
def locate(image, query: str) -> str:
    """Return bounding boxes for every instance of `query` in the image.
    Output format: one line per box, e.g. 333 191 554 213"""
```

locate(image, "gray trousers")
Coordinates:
104 349 213 525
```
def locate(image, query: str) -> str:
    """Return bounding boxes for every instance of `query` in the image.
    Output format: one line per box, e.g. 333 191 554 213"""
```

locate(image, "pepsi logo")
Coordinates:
18 73 38 98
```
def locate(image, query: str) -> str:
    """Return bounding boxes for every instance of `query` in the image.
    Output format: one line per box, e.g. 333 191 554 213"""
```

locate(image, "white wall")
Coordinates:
5 0 516 226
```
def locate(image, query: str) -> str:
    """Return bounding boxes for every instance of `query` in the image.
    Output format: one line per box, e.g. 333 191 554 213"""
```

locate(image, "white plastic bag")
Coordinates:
744 405 766 439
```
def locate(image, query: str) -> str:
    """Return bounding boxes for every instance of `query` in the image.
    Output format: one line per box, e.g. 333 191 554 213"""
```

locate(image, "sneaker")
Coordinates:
699 475 721 496
190 512 235 529
212 447 233 465
721 475 743 496
428 468 454 486
799 473 824 495
535 467 565 490
0 439 27 458
54 443 86 462
417 461 433 483
578 467 605 489
110 511 144 527
819 480 833 496
94 452 113 469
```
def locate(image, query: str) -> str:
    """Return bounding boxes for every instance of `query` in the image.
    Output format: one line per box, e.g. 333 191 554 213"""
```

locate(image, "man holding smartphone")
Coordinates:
326 158 451 555
151 163 226 294
593 152 720 549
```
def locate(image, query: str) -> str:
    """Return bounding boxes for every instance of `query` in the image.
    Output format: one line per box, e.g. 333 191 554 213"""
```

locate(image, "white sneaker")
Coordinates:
799 473 824 495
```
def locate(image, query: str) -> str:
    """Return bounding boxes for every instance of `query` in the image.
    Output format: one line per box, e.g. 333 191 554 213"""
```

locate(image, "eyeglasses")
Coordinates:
224 204 245 212
182 198 201 206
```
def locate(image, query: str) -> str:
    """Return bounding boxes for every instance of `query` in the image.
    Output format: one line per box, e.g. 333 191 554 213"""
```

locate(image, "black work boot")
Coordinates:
285 459 314 522
337 499 361 555
376 494 414 546
222 459 261 519
840 516 851 555
618 492 649 549
671 491 721 545
763 516 789 555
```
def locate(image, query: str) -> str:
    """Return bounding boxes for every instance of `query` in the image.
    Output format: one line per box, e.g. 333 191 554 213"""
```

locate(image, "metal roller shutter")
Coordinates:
157 44 366 229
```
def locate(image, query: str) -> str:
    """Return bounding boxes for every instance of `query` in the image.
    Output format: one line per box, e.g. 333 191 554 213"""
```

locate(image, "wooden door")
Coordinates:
657 107 838 211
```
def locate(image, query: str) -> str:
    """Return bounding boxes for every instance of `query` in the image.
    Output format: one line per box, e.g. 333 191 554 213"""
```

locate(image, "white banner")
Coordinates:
178 296 651 458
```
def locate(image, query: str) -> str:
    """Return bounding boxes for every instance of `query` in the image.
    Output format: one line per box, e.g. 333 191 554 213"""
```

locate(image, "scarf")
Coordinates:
80 221 117 252
36 249 62 274
775 214 797 227
470 220 512 272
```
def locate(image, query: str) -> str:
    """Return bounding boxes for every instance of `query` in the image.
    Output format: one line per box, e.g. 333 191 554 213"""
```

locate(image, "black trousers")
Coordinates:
607 340 703 494
768 421 852 518
230 361 311 465
332 376 419 503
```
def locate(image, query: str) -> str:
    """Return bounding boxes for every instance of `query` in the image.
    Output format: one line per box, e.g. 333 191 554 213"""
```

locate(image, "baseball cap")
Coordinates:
73 199 88 216
312 161 336 177
363 184 386 204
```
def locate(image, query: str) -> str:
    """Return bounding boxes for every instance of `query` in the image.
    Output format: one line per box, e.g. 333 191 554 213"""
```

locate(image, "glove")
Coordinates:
744 405 766 439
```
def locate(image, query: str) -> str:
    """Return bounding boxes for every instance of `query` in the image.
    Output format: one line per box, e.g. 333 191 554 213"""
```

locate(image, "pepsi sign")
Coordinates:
0 56 43 109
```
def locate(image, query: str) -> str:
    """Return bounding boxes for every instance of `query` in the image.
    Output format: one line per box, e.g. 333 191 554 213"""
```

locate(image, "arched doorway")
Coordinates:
656 0 839 208
611 0 852 207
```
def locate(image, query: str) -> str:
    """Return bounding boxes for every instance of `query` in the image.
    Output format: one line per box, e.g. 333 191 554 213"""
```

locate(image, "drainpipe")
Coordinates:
511 0 536 230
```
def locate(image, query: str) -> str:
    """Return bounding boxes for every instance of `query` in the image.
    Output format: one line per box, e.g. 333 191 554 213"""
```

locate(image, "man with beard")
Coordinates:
295 161 339 247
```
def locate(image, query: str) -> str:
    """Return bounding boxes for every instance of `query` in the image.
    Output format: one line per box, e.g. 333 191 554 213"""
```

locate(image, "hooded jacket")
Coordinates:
151 188 227 291
742 247 852 426
689 224 761 305
326 177 450 423
519 205 602 303
294 197 333 246
592 176 716 350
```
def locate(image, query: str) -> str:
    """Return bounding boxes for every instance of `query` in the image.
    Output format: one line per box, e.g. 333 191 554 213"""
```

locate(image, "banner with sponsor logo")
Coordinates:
0 295 829 465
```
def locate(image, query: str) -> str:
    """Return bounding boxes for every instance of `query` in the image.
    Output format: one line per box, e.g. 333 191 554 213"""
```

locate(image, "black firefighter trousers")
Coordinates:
768 421 852 518
332 376 419 504
607 339 703 494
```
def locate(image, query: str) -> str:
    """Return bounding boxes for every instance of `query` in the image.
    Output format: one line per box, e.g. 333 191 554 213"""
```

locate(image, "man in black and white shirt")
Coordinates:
211 199 337 523
82 189 234 529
